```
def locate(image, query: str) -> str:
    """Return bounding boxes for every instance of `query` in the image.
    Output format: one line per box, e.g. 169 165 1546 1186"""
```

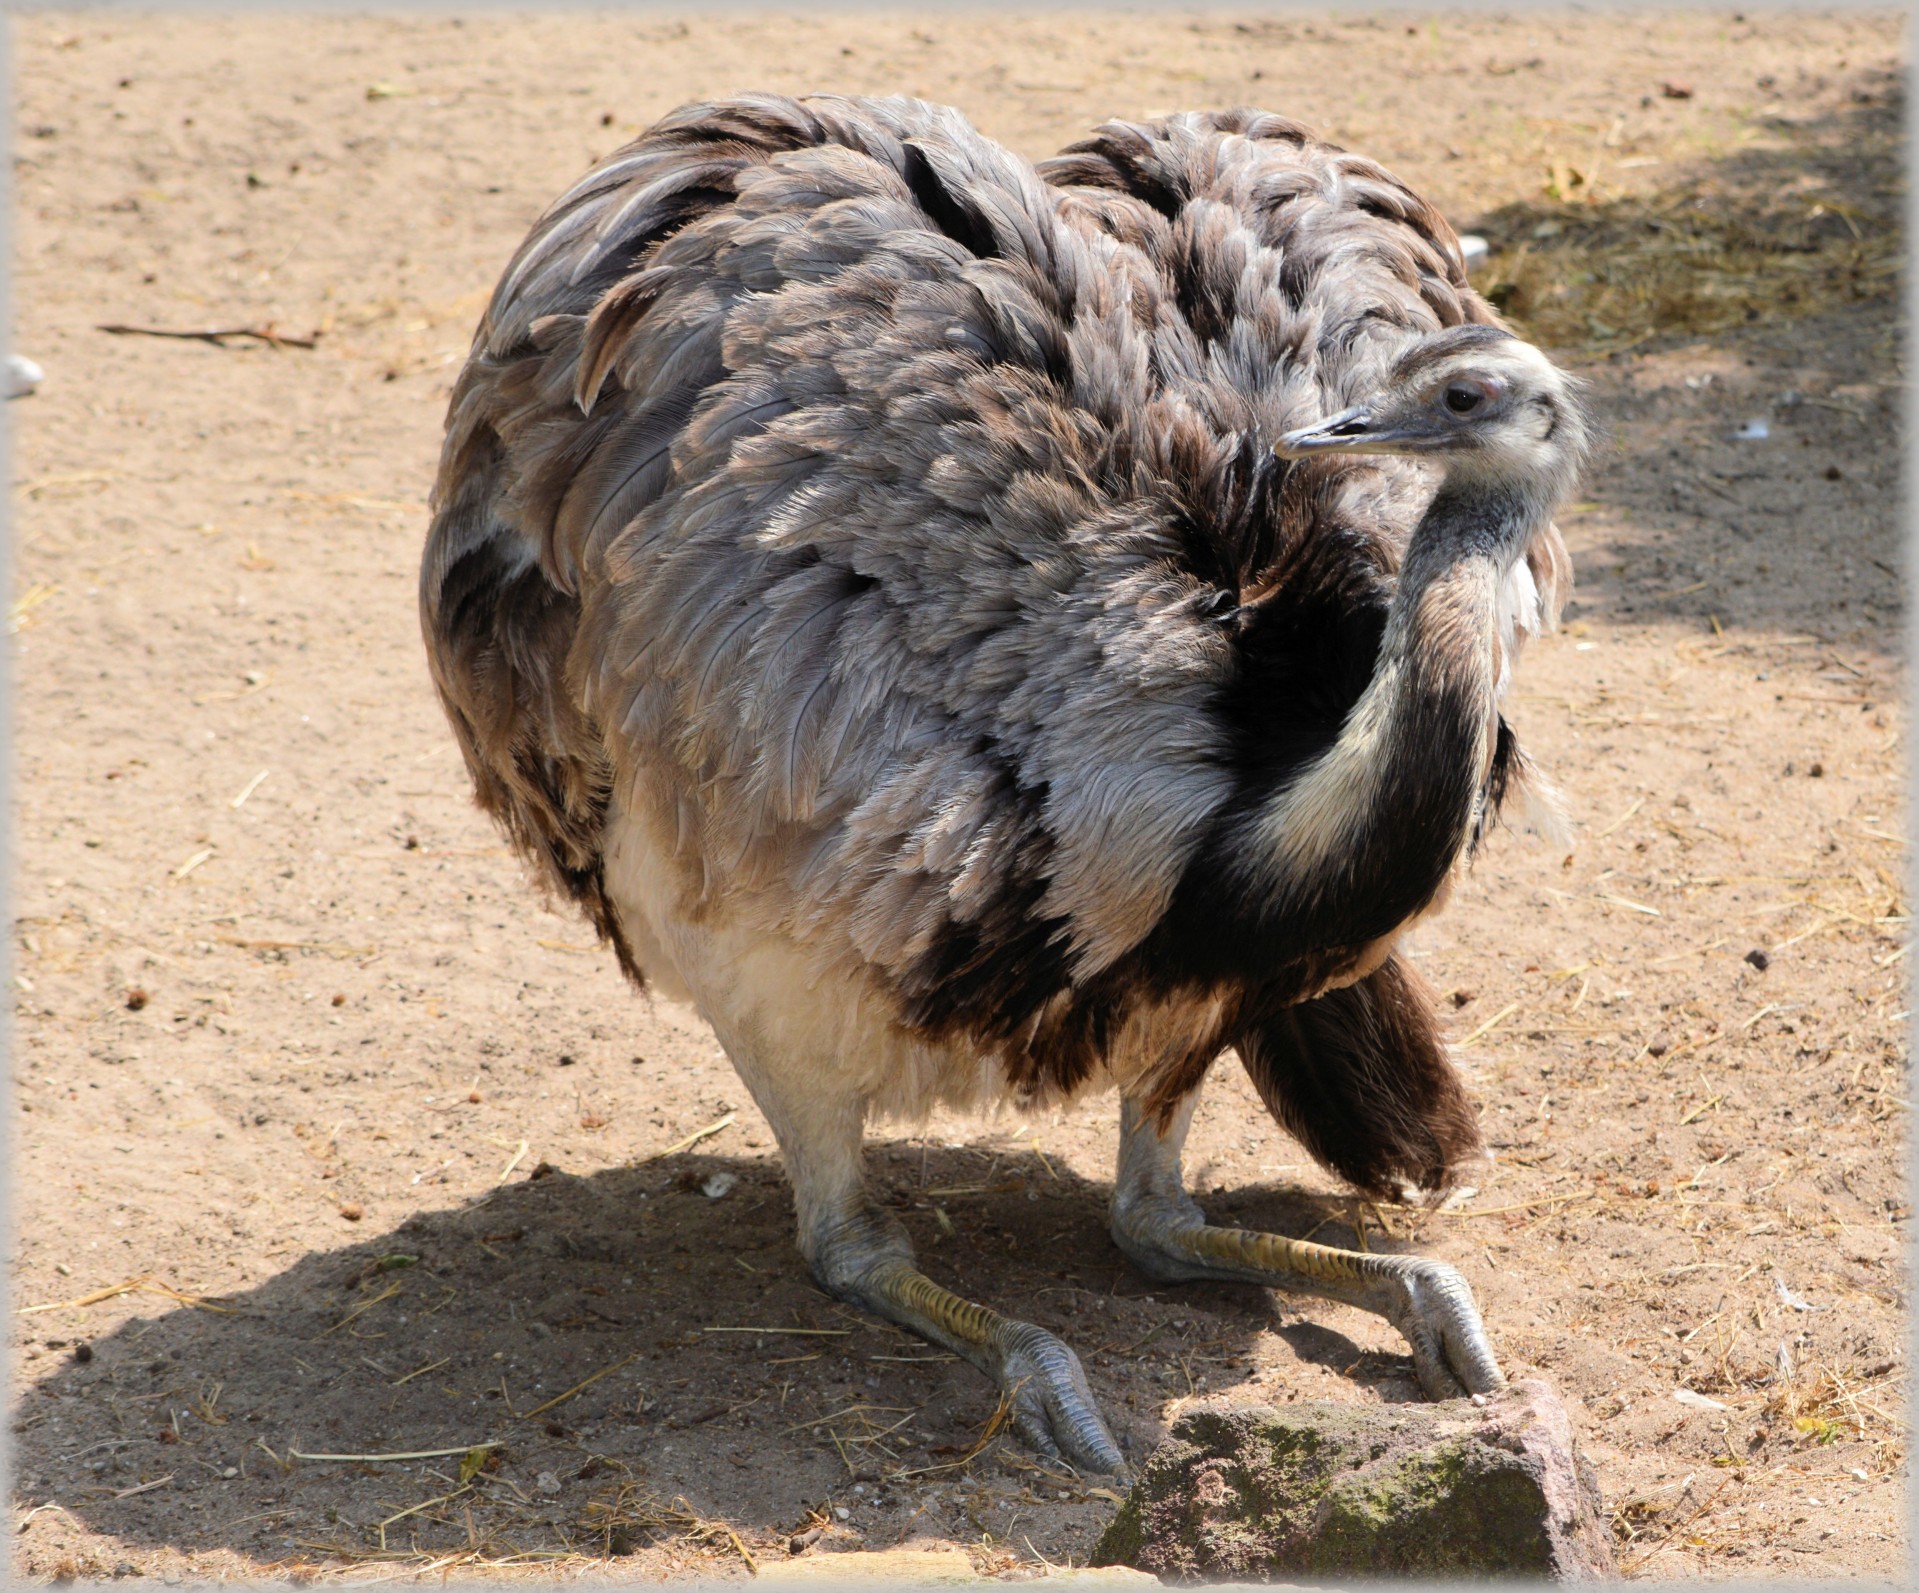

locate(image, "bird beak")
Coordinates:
1274 405 1423 457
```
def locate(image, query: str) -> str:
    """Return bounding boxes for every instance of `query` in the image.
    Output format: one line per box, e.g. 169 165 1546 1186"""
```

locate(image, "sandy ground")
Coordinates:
8 8 1908 1584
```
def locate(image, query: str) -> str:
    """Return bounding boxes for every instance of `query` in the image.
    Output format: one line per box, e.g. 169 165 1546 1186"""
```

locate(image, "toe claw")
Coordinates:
1010 1410 1064 1463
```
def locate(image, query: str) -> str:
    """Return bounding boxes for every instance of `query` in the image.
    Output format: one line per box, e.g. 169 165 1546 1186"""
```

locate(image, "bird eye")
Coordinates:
1444 383 1484 415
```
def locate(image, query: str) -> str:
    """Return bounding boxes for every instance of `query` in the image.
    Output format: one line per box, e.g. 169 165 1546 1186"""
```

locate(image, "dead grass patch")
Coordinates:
1473 112 1901 353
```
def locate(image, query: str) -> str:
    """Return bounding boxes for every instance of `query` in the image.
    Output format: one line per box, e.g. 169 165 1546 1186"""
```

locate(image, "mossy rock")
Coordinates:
1093 1379 1614 1581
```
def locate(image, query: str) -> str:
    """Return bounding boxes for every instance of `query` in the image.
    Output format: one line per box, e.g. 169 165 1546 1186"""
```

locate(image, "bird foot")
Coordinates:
1112 1198 1505 1399
1365 1255 1506 1400
810 1223 1127 1474
993 1319 1127 1474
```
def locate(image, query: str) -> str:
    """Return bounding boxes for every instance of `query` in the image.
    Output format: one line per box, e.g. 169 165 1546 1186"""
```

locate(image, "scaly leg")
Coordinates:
711 1017 1125 1472
1109 1096 1504 1398
809 1204 1124 1472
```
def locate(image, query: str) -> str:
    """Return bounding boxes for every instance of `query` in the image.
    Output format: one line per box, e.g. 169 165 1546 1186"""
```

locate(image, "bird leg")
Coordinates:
809 1204 1125 1474
711 1023 1125 1473
1109 1096 1505 1399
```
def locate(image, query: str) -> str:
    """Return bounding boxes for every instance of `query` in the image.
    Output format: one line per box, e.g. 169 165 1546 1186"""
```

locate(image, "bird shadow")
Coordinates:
10 1143 1439 1570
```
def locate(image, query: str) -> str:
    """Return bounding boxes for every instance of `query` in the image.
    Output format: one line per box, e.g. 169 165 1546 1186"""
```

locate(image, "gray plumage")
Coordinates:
421 95 1588 1468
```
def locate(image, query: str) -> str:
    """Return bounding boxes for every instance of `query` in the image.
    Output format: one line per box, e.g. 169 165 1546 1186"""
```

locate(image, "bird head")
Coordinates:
1275 325 1591 498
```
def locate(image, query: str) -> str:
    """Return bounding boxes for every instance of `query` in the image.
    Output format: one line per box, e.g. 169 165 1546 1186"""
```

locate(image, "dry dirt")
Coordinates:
7 9 1908 1585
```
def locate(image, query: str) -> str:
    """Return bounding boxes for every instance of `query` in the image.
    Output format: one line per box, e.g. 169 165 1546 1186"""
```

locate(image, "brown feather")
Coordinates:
1234 955 1483 1200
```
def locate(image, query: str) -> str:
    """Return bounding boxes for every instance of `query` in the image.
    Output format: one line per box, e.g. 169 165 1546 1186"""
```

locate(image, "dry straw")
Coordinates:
1474 111 1899 354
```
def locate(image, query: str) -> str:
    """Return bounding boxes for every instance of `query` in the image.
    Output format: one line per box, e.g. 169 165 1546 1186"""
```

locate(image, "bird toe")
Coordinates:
997 1322 1126 1474
1386 1257 1506 1398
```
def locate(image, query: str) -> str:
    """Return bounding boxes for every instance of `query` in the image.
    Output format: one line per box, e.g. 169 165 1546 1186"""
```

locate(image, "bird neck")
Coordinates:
1245 479 1533 942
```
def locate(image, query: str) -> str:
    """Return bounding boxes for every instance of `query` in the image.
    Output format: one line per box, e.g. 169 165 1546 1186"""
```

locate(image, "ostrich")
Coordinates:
421 95 1588 1473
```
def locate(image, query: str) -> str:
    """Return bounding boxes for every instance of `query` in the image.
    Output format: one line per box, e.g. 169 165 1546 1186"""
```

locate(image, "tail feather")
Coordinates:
1235 955 1483 1201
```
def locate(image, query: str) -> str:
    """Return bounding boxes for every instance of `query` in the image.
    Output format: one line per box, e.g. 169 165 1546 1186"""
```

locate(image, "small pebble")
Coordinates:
535 1470 562 1497
125 988 149 1012
701 1171 738 1200
1731 419 1770 441
339 1203 364 1222
73 1342 93 1364
6 354 44 398
1744 948 1771 971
